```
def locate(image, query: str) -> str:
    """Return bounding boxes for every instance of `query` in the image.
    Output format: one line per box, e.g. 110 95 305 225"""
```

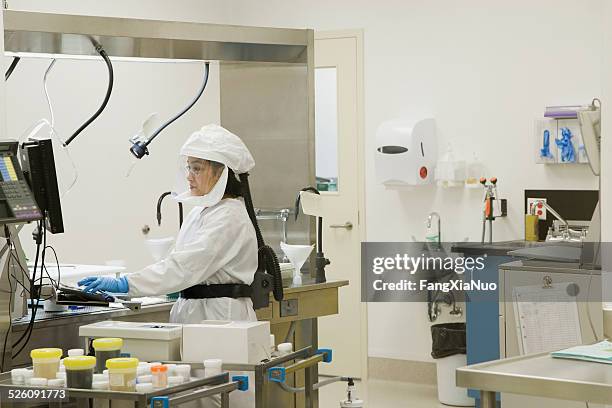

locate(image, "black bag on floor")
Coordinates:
431 322 466 359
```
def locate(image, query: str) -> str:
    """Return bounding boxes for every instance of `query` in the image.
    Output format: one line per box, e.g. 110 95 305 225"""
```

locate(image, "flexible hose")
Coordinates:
143 62 210 148
240 173 284 301
43 59 57 127
5 56 20 80
64 41 114 146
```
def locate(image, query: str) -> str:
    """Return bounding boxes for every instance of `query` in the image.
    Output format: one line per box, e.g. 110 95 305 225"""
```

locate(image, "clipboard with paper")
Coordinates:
513 282 582 355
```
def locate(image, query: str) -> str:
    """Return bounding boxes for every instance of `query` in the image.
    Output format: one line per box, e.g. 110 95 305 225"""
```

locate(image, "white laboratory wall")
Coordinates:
6 59 221 269
4 1 605 363
213 0 603 362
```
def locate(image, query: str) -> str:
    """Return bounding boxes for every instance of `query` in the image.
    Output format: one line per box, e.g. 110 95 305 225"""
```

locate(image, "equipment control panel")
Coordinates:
0 141 42 224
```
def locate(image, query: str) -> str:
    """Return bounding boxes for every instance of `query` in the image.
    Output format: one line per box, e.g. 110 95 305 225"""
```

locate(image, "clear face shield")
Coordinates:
172 156 228 207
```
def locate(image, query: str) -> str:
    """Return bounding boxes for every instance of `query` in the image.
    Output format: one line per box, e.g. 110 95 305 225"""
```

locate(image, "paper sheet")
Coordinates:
513 282 582 355
552 340 612 364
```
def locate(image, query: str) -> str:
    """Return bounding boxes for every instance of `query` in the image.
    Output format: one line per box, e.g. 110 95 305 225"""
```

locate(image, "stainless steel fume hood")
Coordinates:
3 10 311 63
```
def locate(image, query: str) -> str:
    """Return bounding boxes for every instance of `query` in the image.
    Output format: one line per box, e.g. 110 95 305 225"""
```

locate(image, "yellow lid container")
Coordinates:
106 358 139 370
92 338 123 351
30 348 62 360
63 356 96 370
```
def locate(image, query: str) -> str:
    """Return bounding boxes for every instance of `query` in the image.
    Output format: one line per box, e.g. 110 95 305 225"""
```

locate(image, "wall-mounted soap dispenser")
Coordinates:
375 118 437 187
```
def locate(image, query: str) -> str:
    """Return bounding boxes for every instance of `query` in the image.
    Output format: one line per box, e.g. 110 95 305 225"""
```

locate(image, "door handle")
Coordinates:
329 222 353 230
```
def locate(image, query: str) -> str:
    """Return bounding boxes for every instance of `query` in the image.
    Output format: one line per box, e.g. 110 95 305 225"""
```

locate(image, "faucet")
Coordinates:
426 212 441 244
157 191 184 227
533 200 570 240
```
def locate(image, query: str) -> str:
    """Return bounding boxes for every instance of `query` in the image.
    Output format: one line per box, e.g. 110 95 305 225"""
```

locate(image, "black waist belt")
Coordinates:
180 284 252 299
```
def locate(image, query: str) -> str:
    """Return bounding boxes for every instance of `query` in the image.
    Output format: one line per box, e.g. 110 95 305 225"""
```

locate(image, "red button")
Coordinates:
419 167 428 179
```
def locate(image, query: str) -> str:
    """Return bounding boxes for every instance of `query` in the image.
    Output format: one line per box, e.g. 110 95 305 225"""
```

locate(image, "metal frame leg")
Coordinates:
221 392 230 408
480 391 496 408
304 365 313 408
255 364 266 408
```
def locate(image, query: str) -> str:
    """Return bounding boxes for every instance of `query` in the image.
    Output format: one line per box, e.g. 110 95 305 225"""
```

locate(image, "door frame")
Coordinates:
314 29 368 378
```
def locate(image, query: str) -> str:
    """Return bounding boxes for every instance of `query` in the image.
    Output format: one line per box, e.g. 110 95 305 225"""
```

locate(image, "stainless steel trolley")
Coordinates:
0 364 247 408
178 346 332 408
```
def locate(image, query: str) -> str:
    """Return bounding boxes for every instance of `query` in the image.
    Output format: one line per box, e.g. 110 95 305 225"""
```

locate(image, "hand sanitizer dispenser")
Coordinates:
375 118 437 187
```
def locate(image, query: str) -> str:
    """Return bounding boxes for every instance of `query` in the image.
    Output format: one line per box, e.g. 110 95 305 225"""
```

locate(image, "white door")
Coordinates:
315 31 366 378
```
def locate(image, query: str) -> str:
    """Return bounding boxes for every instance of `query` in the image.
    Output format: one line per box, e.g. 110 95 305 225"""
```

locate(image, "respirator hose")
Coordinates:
239 173 284 301
64 40 114 146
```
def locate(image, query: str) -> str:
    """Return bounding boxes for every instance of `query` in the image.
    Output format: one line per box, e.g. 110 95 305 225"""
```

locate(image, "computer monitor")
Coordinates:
19 139 64 234
0 141 43 224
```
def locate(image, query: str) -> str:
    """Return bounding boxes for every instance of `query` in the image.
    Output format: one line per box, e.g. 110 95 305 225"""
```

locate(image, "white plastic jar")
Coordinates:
106 358 139 392
30 348 63 379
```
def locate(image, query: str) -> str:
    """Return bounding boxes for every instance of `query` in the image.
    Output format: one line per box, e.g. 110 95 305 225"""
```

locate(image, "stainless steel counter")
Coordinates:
10 280 348 374
10 301 174 367
499 259 600 275
457 352 612 406
12 302 174 331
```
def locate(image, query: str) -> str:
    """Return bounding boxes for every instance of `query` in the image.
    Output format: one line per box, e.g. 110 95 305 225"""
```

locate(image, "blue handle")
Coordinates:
232 375 249 391
150 396 169 408
317 348 333 363
268 367 286 383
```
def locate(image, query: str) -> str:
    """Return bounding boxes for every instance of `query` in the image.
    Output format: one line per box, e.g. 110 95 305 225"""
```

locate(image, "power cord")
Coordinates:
11 221 43 355
0 231 14 372
44 245 62 289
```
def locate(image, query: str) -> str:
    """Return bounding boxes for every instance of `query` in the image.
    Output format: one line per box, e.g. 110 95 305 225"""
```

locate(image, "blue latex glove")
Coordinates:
78 276 129 294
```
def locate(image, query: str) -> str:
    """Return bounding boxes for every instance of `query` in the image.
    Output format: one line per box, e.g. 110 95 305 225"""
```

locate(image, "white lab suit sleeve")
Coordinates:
126 207 248 297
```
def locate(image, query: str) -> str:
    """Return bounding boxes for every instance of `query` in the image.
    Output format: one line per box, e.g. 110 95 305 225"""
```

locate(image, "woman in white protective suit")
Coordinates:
78 124 259 323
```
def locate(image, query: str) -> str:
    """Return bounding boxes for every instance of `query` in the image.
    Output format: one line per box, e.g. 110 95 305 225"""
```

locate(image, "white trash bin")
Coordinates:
436 354 474 406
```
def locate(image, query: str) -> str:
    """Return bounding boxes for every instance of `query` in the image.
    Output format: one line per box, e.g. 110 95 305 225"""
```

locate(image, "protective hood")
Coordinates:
172 124 255 207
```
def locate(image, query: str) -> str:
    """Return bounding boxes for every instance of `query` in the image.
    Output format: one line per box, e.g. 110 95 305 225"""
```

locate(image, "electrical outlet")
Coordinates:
527 198 547 220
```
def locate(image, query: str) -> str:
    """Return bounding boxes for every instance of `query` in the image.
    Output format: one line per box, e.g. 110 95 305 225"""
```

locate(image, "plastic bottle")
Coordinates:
203 359 223 377
30 377 48 387
48 378 65 388
137 362 151 376
137 374 153 383
22 370 33 385
168 376 184 387
277 343 293 356
92 381 109 390
106 358 139 392
67 349 85 357
151 365 168 389
64 356 96 389
92 338 123 374
93 374 106 383
136 383 154 393
465 153 484 189
164 364 177 376
175 365 191 382
11 368 26 385
31 348 63 379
